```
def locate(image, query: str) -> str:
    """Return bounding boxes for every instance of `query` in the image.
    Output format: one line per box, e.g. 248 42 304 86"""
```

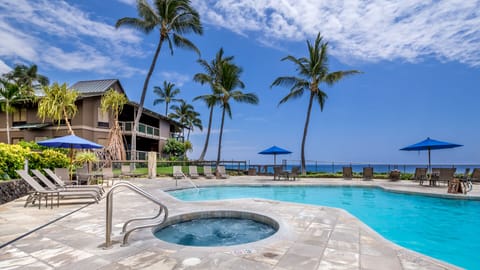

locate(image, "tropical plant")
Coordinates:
3 64 49 95
116 0 203 160
75 151 98 172
168 100 202 141
0 80 25 144
101 88 128 162
162 138 186 159
214 61 259 169
153 81 182 115
271 33 361 174
37 82 78 134
193 48 232 161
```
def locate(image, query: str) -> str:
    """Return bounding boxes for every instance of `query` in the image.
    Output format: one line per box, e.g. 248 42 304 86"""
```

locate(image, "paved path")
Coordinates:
2 176 475 269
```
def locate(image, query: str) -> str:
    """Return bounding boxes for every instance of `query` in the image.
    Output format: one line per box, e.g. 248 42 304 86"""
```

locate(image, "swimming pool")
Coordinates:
169 186 480 269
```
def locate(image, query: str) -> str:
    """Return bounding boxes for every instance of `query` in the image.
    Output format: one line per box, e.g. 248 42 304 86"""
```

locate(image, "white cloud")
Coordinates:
158 71 191 87
0 59 11 75
193 0 480 66
0 0 143 76
116 0 137 6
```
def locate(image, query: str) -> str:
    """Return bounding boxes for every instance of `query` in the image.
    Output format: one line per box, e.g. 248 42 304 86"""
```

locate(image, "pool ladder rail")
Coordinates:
104 181 169 249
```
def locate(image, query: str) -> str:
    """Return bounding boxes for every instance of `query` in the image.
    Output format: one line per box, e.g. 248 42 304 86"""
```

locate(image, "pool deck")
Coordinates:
2 176 477 269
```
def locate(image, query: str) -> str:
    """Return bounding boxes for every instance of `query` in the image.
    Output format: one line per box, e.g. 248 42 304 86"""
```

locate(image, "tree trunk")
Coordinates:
165 101 169 116
5 100 10 144
63 107 74 135
131 34 165 160
301 92 315 174
216 106 226 176
198 105 214 161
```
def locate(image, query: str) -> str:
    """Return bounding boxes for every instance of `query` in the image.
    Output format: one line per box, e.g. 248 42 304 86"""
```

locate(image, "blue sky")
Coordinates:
1 0 479 166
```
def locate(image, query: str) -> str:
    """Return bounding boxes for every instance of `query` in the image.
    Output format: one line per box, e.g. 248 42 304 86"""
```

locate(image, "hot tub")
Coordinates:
153 211 278 247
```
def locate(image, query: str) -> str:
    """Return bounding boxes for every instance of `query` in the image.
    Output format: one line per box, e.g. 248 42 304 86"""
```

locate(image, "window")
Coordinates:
97 108 109 128
12 108 27 124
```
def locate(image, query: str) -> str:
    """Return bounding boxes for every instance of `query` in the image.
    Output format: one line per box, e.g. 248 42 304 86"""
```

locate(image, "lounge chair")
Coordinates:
290 166 300 181
188 166 199 179
32 169 102 199
389 170 401 181
274 166 290 180
55 168 76 185
120 164 142 178
470 168 480 183
430 168 456 186
203 166 214 179
76 165 90 185
44 169 105 195
173 166 186 179
412 168 427 185
343 167 353 180
16 170 99 209
363 167 373 180
216 166 228 179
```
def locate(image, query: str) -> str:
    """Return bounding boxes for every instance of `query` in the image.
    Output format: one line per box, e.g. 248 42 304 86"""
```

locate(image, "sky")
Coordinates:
0 0 479 166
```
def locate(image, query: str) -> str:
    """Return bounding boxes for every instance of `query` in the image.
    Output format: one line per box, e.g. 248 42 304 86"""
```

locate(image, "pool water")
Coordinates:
154 218 276 246
169 186 480 269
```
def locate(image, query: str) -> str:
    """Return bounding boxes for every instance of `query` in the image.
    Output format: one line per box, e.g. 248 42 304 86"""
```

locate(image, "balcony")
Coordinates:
119 121 160 139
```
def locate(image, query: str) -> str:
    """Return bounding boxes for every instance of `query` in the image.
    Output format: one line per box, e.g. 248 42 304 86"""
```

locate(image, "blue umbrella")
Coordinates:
37 134 103 149
400 137 462 173
258 145 292 166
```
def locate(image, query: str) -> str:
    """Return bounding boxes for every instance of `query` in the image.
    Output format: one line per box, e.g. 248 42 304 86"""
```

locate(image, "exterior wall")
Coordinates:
0 80 181 157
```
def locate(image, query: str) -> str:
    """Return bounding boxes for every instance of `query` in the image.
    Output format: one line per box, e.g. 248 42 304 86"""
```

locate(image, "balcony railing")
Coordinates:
119 121 160 139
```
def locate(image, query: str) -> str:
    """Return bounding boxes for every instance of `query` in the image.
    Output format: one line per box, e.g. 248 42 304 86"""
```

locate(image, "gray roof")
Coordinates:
70 79 120 96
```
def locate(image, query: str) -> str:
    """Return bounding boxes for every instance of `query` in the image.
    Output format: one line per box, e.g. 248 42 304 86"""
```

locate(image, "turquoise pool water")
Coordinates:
154 218 276 246
169 186 480 269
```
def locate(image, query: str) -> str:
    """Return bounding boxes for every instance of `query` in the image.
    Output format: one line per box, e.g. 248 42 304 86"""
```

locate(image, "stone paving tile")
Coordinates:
276 252 321 270
0 177 467 270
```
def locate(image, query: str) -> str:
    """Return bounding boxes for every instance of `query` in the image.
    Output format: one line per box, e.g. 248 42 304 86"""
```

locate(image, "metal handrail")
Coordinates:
104 181 169 248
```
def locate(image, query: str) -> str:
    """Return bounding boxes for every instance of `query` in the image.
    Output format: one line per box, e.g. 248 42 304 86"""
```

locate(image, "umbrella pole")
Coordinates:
428 148 431 179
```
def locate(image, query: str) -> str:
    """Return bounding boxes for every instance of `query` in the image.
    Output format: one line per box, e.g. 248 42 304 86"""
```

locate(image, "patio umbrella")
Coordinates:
258 145 292 167
400 137 462 174
38 135 103 178
37 134 103 149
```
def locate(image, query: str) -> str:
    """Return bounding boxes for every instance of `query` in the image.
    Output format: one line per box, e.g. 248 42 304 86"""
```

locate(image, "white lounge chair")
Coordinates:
173 166 186 179
203 166 214 179
188 166 199 179
216 166 228 179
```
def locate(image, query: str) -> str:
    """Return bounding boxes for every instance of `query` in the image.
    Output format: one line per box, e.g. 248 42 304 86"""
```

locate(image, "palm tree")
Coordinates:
3 64 49 95
116 0 202 160
193 48 232 161
153 81 181 115
271 33 361 174
37 82 78 135
215 61 259 170
0 80 25 144
101 88 128 162
168 100 202 141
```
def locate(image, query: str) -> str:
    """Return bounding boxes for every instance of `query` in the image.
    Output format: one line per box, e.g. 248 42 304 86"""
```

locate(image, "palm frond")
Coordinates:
314 90 328 111
270 76 303 88
173 33 201 56
278 87 305 105
115 17 153 33
324 70 362 85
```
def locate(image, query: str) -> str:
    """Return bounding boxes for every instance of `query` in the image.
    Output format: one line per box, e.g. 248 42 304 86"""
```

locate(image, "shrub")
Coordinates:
163 139 186 159
0 143 30 179
0 142 69 180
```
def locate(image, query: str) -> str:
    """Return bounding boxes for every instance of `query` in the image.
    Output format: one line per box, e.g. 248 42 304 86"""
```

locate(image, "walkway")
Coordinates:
1 176 474 269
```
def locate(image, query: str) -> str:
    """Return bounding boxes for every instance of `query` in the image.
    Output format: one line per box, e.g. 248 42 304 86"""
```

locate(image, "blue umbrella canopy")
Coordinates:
258 146 292 166
37 134 103 149
258 146 292 155
400 137 462 173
